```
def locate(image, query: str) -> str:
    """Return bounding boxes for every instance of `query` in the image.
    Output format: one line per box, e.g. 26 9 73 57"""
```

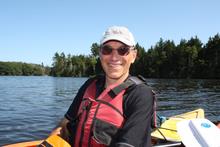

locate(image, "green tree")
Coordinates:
131 43 146 76
202 34 220 78
51 52 66 76
91 43 100 58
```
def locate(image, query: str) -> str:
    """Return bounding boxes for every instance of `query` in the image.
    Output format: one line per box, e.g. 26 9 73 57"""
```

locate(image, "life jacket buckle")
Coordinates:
82 98 92 110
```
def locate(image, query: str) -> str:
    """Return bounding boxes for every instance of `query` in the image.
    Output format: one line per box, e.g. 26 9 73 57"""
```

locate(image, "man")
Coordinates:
51 26 154 147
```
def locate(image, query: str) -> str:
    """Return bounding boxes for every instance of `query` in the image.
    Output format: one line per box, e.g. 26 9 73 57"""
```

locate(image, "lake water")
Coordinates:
0 76 219 146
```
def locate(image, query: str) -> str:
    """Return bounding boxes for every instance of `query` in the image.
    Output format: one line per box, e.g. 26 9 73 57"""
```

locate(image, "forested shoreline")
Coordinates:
0 62 50 76
1 34 220 78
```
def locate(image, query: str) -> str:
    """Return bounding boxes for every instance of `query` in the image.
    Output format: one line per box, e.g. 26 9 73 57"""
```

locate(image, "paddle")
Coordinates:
177 118 220 147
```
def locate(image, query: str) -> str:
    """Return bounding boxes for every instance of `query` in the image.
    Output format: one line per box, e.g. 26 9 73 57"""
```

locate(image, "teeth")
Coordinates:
109 62 121 65
109 63 121 66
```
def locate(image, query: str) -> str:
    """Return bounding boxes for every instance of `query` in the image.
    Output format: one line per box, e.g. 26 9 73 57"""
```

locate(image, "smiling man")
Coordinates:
51 26 154 147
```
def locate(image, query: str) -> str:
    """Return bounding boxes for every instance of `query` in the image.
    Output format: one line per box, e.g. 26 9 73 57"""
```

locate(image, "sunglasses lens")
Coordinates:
101 46 112 55
118 47 130 56
101 45 131 56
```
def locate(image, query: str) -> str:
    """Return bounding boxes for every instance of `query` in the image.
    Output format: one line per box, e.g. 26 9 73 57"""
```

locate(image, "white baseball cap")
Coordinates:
100 26 136 46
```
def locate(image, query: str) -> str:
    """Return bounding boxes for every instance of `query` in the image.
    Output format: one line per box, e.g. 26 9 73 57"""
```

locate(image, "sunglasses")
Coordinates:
100 45 133 56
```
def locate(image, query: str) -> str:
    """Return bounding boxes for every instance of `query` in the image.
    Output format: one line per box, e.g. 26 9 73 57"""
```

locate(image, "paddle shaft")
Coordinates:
153 142 183 147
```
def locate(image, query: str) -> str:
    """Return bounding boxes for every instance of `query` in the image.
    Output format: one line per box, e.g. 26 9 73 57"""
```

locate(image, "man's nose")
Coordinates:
110 49 120 59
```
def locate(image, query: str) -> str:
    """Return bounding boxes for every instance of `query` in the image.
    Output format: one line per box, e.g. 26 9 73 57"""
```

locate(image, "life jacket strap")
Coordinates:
38 141 53 147
108 76 145 98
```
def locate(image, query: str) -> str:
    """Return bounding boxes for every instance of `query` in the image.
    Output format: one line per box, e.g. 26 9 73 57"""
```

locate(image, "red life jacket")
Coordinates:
72 76 156 147
73 77 139 147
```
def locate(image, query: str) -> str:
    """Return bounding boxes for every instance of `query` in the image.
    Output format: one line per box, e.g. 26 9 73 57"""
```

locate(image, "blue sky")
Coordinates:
0 0 219 66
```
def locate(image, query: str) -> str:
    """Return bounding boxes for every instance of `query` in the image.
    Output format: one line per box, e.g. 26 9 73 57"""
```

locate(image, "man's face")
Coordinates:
99 40 137 81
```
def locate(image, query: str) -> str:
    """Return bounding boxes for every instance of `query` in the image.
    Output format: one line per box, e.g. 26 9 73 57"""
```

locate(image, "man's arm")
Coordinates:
112 84 154 147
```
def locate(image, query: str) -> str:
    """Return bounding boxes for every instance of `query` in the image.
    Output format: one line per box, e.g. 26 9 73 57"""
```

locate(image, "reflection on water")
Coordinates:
0 76 219 145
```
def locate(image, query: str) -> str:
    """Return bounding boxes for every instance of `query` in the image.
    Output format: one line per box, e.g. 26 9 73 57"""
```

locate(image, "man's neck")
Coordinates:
105 73 129 88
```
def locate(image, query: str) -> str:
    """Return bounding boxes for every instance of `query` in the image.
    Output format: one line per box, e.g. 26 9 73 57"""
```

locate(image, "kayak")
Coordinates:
2 108 210 147
151 108 205 142
3 135 71 147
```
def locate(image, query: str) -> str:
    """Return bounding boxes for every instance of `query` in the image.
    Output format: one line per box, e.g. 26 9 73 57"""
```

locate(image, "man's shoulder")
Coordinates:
123 76 155 118
126 83 153 98
126 75 153 92
124 75 154 104
127 75 147 85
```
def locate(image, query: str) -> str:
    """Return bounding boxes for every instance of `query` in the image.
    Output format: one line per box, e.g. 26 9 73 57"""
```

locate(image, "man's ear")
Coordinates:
131 49 137 63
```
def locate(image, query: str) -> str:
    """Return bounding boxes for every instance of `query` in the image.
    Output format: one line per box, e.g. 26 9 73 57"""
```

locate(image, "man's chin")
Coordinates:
107 73 122 80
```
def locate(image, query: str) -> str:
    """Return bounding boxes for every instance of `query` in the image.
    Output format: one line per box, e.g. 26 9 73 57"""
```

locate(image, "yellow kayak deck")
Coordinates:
151 108 205 141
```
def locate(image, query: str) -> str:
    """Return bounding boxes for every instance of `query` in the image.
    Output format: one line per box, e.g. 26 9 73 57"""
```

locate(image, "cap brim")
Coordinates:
100 35 134 46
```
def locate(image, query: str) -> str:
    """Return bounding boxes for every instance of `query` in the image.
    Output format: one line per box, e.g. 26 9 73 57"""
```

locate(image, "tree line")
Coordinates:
51 33 220 79
1 33 219 78
0 62 50 76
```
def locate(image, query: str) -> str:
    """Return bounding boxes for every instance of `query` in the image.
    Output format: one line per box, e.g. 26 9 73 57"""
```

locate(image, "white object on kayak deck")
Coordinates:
177 118 220 147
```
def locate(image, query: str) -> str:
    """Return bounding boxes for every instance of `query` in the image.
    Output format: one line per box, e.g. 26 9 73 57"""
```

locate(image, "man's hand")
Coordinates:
50 118 70 142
